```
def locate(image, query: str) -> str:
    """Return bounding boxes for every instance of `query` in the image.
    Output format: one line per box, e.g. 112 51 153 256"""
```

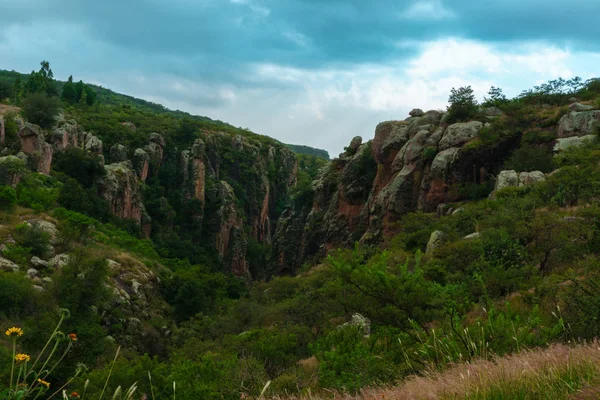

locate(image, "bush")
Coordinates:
12 223 51 258
15 174 59 211
0 186 17 210
504 146 555 173
53 148 106 188
21 93 61 128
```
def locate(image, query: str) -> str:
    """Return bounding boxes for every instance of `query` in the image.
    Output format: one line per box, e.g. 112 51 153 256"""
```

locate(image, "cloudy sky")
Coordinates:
2 0 600 156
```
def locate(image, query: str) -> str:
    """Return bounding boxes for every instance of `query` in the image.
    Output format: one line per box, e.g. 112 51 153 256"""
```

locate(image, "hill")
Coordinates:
2 63 600 398
286 144 330 159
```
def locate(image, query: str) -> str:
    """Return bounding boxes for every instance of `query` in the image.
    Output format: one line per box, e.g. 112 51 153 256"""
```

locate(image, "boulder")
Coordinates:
149 132 166 149
485 107 505 117
493 170 519 192
83 132 103 155
30 256 49 269
0 257 19 272
409 108 425 117
42 277 53 284
558 110 600 138
340 313 371 336
345 136 363 156
438 121 483 151
372 122 410 164
28 220 59 245
27 268 38 279
492 170 545 193
32 285 44 292
426 230 446 254
518 171 545 187
554 135 597 152
569 103 594 112
48 254 70 269
464 232 482 240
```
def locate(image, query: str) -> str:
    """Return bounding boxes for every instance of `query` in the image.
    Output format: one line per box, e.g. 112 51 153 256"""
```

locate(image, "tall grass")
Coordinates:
270 342 600 399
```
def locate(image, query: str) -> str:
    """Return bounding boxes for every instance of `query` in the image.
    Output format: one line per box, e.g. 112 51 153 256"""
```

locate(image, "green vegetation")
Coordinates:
286 144 330 160
3 63 600 398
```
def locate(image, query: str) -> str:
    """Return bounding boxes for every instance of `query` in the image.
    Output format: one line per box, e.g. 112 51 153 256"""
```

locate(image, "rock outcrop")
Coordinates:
19 124 53 174
558 109 600 138
491 170 545 194
270 109 518 273
98 161 144 223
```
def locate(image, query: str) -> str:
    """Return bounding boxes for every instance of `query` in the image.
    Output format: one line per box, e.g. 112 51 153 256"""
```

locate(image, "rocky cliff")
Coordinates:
271 103 599 274
0 115 298 278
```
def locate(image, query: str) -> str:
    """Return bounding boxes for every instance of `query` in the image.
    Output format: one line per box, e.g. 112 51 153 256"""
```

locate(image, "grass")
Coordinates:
270 342 600 399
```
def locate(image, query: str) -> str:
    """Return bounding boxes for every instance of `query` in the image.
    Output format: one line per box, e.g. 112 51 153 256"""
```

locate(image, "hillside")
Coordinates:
2 63 600 399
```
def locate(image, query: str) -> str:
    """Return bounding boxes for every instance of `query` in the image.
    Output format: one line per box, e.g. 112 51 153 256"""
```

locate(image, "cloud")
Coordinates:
2 1 600 155
400 1 456 20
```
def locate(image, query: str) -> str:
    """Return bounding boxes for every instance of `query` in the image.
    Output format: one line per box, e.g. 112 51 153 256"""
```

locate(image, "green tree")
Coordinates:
21 93 61 128
24 60 57 96
483 86 508 107
0 81 11 101
446 86 478 124
84 85 97 105
61 75 77 104
12 75 22 104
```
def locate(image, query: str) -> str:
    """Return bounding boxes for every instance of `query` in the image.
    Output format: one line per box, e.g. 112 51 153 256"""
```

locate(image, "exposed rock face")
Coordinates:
554 135 597 152
98 161 144 223
438 121 483 151
340 313 371 337
558 110 600 138
132 148 149 181
271 110 518 273
48 253 70 269
19 123 53 174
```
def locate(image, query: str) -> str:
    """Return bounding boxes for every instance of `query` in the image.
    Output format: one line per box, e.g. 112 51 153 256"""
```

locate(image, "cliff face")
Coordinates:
270 108 523 273
8 116 298 278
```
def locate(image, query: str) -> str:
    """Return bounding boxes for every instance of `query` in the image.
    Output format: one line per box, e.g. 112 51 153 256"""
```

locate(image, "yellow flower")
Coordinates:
37 378 50 389
15 353 30 362
5 327 24 337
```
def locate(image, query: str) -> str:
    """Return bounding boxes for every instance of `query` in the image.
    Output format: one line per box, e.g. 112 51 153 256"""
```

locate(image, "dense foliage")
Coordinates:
2 64 600 398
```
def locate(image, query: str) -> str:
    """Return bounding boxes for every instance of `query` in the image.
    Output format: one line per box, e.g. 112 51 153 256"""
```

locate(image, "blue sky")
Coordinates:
2 0 600 155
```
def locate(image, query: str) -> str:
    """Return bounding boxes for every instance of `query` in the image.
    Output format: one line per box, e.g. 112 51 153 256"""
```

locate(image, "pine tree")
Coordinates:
61 75 78 104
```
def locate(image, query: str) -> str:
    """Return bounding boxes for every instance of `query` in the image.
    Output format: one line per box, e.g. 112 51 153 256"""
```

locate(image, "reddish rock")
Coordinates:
19 123 53 174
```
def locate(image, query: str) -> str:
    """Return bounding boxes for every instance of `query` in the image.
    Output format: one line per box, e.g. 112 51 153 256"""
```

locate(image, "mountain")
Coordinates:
2 68 600 399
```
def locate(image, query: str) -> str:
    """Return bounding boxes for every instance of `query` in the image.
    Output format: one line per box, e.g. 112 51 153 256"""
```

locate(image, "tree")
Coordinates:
0 81 11 101
74 80 85 102
21 93 61 128
12 76 22 104
61 75 77 104
446 86 478 124
483 86 508 107
24 60 57 96
84 85 97 105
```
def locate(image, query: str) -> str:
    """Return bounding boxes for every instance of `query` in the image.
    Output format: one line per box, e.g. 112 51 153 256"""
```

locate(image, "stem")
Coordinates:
9 338 16 388
43 341 73 380
30 312 66 373
148 371 155 400
46 372 80 400
14 364 23 392
99 346 120 400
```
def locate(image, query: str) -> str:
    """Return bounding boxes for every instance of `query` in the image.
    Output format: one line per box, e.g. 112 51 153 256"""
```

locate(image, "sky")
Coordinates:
2 0 600 156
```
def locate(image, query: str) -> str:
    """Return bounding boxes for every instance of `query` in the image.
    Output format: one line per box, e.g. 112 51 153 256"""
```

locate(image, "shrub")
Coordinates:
20 93 60 128
12 223 51 258
422 146 437 162
15 174 59 211
504 146 555 173
0 186 17 210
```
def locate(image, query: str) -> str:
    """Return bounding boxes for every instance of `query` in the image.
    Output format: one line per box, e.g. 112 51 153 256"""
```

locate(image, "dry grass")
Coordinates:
271 343 600 400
